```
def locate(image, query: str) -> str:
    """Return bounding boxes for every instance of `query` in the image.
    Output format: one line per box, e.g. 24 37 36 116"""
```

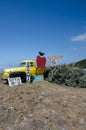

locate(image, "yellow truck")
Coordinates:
3 60 45 82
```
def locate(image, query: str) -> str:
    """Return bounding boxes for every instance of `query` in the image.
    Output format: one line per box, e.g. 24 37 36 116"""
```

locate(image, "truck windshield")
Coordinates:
20 62 26 67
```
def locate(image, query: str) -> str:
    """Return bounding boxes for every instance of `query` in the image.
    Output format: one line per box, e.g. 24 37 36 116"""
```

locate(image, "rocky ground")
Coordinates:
0 79 86 130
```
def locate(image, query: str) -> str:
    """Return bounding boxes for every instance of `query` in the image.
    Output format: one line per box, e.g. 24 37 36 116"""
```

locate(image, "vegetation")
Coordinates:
76 59 86 68
69 59 86 68
45 65 86 88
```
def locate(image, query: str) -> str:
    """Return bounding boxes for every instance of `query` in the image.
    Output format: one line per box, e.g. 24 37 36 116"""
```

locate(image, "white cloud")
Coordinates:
71 33 86 41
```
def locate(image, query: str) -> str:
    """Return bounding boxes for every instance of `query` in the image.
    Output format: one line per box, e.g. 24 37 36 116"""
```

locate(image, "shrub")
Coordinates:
46 65 86 88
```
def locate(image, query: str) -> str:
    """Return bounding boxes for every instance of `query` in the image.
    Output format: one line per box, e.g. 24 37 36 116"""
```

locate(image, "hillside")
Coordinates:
0 80 86 130
75 59 86 68
69 59 86 68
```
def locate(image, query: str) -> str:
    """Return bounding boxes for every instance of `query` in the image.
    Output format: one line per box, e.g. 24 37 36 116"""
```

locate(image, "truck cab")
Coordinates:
20 60 37 76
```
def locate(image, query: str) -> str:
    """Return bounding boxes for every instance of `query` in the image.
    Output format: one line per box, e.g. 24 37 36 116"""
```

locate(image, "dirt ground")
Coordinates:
0 79 86 130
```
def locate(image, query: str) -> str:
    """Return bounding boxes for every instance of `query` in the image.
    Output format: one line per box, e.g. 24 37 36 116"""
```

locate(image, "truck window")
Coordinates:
28 62 34 67
20 62 26 67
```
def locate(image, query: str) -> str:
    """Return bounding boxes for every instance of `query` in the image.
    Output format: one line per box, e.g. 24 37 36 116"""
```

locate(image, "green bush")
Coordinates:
46 65 86 88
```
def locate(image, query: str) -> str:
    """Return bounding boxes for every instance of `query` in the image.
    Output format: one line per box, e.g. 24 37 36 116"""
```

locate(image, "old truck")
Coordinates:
3 60 45 82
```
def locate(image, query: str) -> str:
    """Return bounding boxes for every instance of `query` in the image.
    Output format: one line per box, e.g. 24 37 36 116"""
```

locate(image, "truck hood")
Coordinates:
4 67 26 73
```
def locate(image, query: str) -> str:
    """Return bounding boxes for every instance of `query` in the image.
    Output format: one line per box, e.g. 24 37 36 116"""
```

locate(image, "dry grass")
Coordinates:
0 80 86 130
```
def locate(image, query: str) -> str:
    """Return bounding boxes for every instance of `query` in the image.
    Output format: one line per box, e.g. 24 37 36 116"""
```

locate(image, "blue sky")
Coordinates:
0 0 86 68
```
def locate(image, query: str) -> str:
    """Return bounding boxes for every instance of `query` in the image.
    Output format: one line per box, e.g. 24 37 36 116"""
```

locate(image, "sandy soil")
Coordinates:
0 80 86 130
